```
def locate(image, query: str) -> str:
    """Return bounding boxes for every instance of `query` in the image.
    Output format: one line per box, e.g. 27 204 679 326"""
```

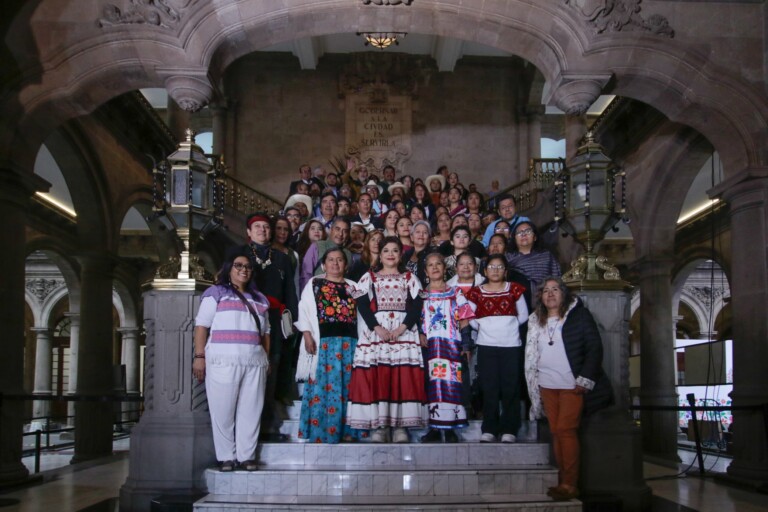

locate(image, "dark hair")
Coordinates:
337 196 351 205
534 276 574 326
510 221 539 252
437 165 448 174
482 253 508 278
487 233 510 254
217 246 258 294
297 219 327 258
372 236 406 273
409 203 426 218
450 225 472 240
320 191 337 203
496 194 516 209
412 182 432 205
320 245 348 266
456 251 477 267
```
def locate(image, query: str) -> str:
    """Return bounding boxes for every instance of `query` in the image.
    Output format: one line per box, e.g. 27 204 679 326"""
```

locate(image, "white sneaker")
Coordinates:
501 434 516 443
371 427 389 443
480 433 496 443
393 427 410 444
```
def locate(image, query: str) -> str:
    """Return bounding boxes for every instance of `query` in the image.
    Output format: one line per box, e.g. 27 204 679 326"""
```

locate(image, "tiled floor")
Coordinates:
2 444 768 511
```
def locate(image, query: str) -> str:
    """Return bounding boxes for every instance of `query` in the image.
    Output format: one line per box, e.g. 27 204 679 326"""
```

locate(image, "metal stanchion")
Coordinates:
686 393 706 476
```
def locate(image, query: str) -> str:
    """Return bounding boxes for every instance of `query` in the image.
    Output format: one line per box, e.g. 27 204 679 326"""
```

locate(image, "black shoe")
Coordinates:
219 460 235 472
420 428 442 443
240 459 258 471
444 429 459 443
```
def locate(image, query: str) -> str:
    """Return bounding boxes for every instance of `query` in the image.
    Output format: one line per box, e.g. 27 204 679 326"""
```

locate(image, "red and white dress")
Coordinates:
347 271 426 429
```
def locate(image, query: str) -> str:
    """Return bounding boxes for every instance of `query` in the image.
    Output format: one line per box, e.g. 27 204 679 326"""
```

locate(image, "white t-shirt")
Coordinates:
537 316 576 389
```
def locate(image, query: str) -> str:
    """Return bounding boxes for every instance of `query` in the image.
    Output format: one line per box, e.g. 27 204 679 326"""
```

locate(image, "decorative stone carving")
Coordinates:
565 0 675 38
338 53 434 100
547 72 613 115
684 285 725 309
154 257 180 279
25 278 64 303
362 0 413 5
162 72 215 112
98 0 199 29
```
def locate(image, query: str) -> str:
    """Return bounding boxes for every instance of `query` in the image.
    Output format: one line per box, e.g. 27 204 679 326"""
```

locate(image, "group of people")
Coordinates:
192 164 613 502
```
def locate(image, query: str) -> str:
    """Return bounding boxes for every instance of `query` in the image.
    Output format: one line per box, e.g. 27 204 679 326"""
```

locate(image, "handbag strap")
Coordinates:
231 287 262 336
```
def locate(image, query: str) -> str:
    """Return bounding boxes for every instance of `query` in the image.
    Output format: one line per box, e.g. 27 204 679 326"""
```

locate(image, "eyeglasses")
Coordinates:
515 228 533 237
495 227 510 232
486 264 505 270
286 213 300 219
233 262 253 272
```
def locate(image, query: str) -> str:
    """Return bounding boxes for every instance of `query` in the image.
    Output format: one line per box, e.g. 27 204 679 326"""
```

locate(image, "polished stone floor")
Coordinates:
1 443 767 511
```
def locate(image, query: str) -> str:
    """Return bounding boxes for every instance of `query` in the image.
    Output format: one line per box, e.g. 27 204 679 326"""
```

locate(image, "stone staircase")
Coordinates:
193 403 580 511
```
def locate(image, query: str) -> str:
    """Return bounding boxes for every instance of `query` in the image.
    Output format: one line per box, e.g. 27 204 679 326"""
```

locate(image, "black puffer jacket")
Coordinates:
560 298 614 415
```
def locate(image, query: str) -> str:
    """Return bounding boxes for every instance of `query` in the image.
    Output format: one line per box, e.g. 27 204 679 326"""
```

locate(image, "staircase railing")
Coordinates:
220 173 284 217
496 158 564 212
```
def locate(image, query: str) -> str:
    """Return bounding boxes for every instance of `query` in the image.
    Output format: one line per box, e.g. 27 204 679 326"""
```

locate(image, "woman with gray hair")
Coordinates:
524 276 612 501
404 220 432 287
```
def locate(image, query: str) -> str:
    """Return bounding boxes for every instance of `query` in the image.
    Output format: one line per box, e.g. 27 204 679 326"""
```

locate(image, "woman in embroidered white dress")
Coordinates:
347 236 426 443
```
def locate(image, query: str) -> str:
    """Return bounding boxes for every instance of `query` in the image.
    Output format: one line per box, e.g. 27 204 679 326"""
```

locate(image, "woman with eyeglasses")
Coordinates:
524 276 612 501
506 221 561 297
193 247 271 472
465 254 528 444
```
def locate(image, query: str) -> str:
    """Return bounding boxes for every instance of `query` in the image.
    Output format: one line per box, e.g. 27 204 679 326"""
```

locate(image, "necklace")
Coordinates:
546 317 560 346
249 245 272 269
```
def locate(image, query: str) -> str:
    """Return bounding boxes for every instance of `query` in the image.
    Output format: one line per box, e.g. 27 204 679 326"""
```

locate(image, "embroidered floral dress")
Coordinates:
347 271 427 429
420 286 475 429
297 278 359 443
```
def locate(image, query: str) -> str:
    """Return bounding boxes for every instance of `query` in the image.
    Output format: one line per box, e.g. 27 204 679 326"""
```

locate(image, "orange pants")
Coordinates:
540 387 584 488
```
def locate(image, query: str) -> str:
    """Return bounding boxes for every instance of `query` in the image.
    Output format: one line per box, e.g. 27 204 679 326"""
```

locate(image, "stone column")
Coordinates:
575 288 651 511
71 254 116 463
166 99 192 141
224 99 238 177
118 327 141 422
0 167 41 483
31 327 54 422
120 286 214 512
527 105 544 160
711 170 768 484
636 258 680 465
565 114 588 161
65 312 80 426
210 101 227 156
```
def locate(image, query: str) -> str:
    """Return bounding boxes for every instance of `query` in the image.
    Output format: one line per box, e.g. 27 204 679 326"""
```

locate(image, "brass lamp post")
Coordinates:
150 128 224 287
554 131 629 288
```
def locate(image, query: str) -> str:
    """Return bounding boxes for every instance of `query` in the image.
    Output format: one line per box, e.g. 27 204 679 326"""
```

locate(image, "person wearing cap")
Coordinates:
365 180 387 216
481 194 530 247
285 194 313 224
244 212 299 435
425 174 446 207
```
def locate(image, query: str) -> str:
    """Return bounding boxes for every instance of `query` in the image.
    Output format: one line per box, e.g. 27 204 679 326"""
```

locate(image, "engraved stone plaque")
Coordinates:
345 93 412 173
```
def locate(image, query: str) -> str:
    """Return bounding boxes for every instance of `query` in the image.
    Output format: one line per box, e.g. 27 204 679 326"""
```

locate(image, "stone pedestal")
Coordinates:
118 327 141 423
120 285 215 512
575 288 652 511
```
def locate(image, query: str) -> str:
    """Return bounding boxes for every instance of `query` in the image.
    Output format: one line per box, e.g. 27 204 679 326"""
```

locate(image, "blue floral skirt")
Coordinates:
298 335 360 443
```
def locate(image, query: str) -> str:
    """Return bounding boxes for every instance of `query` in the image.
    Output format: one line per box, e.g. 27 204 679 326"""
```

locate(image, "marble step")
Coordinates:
255 443 549 468
277 419 539 444
204 465 559 498
195 493 582 511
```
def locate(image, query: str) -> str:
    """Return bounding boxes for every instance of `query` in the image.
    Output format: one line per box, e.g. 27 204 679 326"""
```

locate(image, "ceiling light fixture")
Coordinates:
357 32 407 49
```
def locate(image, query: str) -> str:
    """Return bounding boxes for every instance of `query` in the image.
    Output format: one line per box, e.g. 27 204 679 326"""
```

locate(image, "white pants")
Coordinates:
206 359 268 462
